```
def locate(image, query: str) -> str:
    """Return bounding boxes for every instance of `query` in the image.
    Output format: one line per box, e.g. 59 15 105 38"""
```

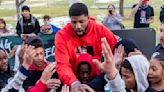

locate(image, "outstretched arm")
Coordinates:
93 38 126 92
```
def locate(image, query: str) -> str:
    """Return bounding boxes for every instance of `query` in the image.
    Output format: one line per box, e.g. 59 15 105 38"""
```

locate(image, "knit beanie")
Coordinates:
114 39 138 55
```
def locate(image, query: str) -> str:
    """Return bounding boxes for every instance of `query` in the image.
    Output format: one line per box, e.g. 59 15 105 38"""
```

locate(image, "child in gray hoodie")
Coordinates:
93 38 156 92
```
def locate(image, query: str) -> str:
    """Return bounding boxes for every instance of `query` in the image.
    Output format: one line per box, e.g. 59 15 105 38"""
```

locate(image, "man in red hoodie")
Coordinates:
55 2 117 91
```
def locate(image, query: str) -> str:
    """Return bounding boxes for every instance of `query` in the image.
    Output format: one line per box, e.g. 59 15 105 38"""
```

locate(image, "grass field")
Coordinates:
0 0 163 33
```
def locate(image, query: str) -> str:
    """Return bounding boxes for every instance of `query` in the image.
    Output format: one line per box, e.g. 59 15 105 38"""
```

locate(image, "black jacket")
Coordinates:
87 73 107 92
16 15 40 36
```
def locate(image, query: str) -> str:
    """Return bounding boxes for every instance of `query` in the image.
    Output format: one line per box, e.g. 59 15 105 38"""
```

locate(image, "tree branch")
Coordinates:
0 0 2 5
17 0 26 6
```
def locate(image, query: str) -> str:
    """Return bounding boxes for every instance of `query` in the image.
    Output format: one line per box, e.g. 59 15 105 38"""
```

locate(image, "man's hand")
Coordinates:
81 84 95 92
46 78 61 89
61 85 70 92
71 81 82 92
40 64 56 84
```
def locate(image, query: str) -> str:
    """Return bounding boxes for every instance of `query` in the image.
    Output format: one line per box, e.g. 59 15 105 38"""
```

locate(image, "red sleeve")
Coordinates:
26 80 48 92
54 32 78 86
102 26 118 51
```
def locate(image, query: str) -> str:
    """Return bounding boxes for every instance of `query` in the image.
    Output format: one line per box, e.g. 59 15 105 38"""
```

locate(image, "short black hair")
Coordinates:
43 15 50 20
152 52 164 67
25 36 44 48
22 5 30 12
69 3 88 16
120 59 133 73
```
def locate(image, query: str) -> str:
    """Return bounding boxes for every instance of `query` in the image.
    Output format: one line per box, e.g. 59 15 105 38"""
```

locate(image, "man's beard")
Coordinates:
76 27 88 37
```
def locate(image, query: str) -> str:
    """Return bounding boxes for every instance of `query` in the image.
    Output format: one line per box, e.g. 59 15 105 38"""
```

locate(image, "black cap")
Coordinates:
22 5 30 12
114 39 138 55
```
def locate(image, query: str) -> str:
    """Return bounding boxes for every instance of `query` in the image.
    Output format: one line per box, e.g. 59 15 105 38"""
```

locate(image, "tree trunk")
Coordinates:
16 0 20 19
15 0 26 20
0 0 2 5
119 0 124 16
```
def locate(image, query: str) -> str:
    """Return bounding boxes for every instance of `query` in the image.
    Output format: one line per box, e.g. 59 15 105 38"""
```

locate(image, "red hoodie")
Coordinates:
26 62 49 92
74 53 101 83
55 18 117 86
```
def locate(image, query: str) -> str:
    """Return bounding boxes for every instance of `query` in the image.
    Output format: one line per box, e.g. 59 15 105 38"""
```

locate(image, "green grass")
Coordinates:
0 0 163 34
0 9 16 17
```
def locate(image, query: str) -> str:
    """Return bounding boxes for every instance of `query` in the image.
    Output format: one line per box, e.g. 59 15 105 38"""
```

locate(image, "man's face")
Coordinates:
78 63 91 84
22 10 30 19
70 15 88 37
0 51 8 73
121 67 137 89
33 47 45 68
160 24 164 46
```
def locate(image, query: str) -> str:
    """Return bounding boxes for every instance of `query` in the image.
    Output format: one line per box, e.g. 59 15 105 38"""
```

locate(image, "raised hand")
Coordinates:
60 85 70 92
47 78 61 89
92 37 118 80
40 64 56 84
70 81 82 92
113 44 124 69
21 45 36 69
138 0 143 6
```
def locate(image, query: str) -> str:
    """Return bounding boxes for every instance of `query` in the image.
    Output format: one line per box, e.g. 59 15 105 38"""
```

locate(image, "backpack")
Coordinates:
160 5 164 23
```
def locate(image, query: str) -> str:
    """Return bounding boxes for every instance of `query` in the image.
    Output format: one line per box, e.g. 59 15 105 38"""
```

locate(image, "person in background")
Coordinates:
159 5 164 23
40 15 60 34
0 18 14 37
102 4 123 30
129 0 154 28
5 34 29 72
16 5 40 37
148 52 164 92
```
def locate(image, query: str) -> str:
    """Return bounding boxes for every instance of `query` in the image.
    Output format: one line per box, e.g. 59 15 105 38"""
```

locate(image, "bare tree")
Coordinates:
119 0 124 16
16 0 26 19
0 0 2 5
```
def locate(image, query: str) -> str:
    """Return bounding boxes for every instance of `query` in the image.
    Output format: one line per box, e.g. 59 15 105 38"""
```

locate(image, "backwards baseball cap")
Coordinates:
22 5 30 12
